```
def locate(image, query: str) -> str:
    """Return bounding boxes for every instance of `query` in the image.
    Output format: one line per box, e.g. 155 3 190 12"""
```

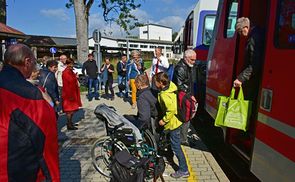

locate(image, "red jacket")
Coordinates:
62 67 82 112
0 65 60 181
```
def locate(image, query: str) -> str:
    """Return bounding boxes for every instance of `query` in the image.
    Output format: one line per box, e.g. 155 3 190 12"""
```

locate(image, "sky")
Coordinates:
6 0 196 38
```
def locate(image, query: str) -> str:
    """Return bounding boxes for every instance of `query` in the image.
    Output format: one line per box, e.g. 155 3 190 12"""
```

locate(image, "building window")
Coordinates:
143 31 148 34
150 45 156 48
118 43 127 47
140 45 148 48
130 44 138 48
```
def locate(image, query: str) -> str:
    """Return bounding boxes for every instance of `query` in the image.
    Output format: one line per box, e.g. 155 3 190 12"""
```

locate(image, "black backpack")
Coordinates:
110 150 148 182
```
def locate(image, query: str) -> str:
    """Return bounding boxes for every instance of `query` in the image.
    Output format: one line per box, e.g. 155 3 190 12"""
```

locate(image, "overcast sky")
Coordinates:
7 0 196 38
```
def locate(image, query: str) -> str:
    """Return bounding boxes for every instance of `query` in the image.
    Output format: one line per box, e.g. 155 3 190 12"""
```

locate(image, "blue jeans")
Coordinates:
118 75 128 97
169 126 188 172
88 78 99 99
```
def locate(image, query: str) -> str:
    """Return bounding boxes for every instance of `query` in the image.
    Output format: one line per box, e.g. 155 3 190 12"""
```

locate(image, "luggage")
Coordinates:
177 90 198 123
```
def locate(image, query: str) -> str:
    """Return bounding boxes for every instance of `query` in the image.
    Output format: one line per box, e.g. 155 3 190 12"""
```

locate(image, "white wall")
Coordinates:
139 24 172 41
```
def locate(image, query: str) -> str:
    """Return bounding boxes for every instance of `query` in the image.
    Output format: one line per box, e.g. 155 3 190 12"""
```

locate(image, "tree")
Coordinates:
66 0 141 63
0 0 6 24
172 32 178 42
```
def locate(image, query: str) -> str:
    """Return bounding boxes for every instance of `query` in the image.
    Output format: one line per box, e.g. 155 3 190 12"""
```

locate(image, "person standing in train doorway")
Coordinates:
233 17 265 144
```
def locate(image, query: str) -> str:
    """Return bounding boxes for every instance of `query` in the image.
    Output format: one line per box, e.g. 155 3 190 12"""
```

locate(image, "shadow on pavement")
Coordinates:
59 146 82 182
57 109 86 144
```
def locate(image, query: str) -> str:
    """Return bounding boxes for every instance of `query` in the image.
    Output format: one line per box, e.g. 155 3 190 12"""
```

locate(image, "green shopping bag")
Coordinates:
223 87 252 131
214 89 235 127
214 96 228 127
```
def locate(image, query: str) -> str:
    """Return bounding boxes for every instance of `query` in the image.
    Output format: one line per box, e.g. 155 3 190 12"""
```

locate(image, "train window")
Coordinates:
275 0 295 48
224 0 238 38
202 15 216 46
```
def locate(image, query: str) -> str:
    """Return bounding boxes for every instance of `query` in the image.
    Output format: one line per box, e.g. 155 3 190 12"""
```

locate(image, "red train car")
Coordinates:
205 0 295 181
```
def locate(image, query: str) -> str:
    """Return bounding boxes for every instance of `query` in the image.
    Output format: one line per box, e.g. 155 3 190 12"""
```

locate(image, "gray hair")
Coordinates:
4 44 33 66
235 17 250 31
131 50 141 57
184 49 196 58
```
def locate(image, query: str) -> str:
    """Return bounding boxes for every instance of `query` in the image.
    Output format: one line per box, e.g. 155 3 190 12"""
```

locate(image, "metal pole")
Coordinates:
127 38 130 60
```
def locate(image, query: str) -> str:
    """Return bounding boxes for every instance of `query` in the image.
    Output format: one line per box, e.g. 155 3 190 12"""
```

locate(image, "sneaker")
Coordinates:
88 97 93 101
95 97 100 100
170 171 190 178
181 141 190 146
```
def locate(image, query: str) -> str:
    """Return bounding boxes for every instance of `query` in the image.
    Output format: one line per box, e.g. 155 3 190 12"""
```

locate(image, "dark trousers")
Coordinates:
105 79 114 97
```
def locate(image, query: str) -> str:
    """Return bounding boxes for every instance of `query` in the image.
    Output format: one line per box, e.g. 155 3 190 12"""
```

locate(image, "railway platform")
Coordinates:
58 91 229 182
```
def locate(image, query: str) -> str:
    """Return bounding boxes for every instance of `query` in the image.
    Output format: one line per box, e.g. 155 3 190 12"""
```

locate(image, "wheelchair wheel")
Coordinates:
142 129 158 152
91 136 128 177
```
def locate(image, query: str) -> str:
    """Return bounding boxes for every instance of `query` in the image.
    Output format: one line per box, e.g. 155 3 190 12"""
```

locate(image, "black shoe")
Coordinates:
67 124 78 130
181 141 190 146
88 97 93 101
95 97 100 100
111 97 114 101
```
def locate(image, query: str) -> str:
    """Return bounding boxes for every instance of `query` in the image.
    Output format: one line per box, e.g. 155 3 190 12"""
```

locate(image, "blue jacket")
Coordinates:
127 59 144 80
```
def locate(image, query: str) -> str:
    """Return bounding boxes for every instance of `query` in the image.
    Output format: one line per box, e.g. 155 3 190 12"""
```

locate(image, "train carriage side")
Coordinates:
250 0 295 181
205 0 295 181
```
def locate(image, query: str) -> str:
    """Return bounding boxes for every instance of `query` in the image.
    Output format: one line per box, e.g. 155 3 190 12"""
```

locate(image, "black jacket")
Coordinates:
237 26 264 83
117 61 127 77
137 87 158 128
82 59 98 79
39 68 59 103
172 59 195 94
237 26 264 100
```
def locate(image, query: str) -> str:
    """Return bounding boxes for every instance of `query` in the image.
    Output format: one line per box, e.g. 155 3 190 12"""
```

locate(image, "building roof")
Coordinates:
115 36 173 45
0 22 25 38
24 35 77 47
142 23 172 29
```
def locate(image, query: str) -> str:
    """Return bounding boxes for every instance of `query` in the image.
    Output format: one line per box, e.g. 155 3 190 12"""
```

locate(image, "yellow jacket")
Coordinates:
158 82 182 131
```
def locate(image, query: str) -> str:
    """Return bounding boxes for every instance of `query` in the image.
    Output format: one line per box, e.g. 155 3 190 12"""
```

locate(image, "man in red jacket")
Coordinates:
0 44 60 181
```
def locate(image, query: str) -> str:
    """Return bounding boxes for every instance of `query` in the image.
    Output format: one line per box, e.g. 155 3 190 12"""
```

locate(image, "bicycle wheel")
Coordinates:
91 136 128 177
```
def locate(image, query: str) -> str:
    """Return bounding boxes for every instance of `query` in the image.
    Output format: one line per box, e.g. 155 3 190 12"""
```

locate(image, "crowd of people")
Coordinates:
0 16 264 181
0 42 198 180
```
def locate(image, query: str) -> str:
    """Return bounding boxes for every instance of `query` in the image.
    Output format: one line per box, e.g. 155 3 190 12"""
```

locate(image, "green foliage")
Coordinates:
66 0 143 33
65 0 74 8
79 85 88 92
99 0 143 33
172 32 178 41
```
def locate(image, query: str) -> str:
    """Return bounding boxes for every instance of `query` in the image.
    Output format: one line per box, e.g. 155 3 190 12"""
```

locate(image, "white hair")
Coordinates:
184 49 196 58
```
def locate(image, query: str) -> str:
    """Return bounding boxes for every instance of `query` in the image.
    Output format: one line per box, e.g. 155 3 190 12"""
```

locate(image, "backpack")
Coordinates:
110 150 147 182
177 90 198 123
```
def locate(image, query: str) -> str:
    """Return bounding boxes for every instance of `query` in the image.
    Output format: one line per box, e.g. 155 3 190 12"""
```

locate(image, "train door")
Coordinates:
250 0 295 181
226 0 269 160
205 0 239 115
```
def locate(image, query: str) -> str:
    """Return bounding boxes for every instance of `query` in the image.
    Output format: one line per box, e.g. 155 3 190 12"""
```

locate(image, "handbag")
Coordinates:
223 87 252 131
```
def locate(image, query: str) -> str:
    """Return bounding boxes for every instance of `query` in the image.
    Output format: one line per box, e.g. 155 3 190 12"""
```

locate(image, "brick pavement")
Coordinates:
58 91 229 182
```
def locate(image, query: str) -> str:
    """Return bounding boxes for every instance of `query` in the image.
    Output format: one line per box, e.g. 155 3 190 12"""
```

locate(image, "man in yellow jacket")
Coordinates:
154 72 189 178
